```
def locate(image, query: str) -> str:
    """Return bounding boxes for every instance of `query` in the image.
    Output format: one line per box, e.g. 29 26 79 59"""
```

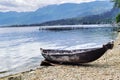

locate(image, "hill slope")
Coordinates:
37 8 120 26
0 1 113 26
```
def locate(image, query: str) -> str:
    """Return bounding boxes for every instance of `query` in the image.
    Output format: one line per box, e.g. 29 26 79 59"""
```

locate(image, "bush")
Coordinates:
116 13 120 23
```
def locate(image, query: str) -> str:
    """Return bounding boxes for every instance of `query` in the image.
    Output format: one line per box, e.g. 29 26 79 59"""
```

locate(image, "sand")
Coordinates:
0 32 120 80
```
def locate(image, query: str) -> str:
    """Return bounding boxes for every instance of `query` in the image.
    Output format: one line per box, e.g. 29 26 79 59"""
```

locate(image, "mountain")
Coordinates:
0 1 113 26
37 8 120 26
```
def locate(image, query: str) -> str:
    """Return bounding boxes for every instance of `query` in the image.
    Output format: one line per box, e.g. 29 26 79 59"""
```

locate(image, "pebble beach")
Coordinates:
0 32 120 80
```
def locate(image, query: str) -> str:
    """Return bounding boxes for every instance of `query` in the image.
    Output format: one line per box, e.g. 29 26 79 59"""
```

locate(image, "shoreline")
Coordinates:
0 32 120 80
0 24 113 28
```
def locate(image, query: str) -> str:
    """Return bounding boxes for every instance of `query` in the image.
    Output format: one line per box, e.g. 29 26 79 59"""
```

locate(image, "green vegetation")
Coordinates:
113 0 120 23
113 0 120 7
116 13 120 23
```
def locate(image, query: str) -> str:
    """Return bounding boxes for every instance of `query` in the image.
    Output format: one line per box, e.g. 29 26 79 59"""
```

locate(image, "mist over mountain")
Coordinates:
0 1 113 26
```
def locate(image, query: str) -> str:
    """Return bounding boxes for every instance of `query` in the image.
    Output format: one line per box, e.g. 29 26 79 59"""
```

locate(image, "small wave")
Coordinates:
0 71 8 74
0 38 33 48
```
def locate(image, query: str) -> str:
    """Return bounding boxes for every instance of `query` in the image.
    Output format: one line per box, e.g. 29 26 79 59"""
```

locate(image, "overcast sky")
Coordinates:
0 0 109 12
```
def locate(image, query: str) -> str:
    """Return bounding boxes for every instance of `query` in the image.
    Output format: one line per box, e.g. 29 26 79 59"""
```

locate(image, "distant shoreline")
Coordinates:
39 24 115 30
0 24 114 28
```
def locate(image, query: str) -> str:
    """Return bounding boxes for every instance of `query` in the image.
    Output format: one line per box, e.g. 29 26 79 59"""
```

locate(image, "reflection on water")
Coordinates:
0 26 118 77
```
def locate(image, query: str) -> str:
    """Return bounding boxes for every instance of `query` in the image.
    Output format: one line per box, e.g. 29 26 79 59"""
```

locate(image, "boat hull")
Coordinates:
42 48 106 63
41 42 113 64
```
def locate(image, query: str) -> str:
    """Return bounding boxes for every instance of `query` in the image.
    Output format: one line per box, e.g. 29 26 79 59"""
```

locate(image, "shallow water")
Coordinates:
0 25 118 77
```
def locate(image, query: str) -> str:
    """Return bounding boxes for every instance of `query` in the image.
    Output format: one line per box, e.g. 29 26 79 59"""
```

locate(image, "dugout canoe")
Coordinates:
40 42 113 64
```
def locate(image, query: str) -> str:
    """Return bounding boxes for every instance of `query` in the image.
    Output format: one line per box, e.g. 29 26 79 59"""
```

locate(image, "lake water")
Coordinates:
0 25 118 77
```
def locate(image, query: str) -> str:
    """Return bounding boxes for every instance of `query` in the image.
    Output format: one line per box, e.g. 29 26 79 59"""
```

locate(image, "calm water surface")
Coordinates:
0 25 118 77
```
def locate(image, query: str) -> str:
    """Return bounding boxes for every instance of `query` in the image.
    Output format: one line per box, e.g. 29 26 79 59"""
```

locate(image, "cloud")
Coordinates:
0 0 41 12
0 0 107 12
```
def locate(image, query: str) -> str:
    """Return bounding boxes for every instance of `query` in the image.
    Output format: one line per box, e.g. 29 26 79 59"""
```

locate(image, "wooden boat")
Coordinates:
40 42 113 64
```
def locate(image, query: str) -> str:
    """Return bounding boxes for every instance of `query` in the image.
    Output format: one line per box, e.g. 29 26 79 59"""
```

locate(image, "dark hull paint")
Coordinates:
40 42 113 64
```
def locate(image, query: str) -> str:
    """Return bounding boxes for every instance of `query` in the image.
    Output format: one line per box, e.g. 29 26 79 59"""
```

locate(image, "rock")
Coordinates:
8 76 22 80
40 60 54 66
